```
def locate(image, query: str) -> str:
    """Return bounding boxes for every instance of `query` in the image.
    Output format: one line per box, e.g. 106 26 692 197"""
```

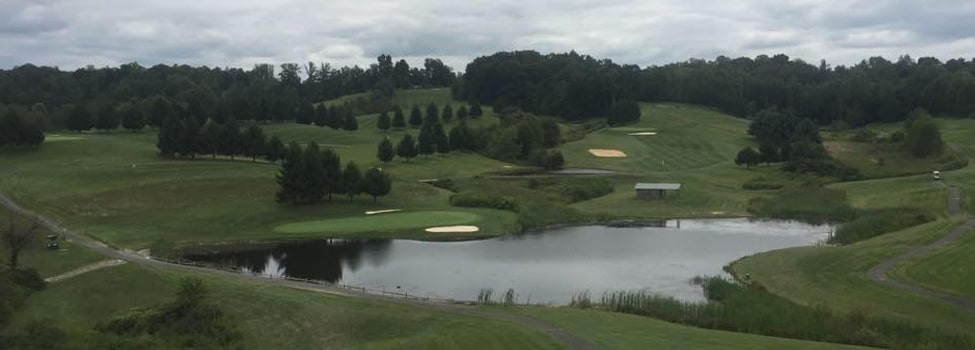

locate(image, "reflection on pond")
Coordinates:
185 218 830 304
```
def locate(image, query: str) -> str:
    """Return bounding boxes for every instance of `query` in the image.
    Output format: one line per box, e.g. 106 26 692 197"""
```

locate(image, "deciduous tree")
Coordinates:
361 167 392 203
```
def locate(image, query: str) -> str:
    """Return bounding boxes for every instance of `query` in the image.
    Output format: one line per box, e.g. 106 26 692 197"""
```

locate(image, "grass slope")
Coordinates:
513 308 868 349
9 264 565 349
0 90 520 248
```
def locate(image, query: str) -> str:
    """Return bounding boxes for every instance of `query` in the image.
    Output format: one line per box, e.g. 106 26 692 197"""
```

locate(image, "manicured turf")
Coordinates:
511 308 868 349
559 103 751 173
893 227 975 300
731 219 975 336
9 264 565 349
731 167 975 336
0 90 523 248
274 211 482 235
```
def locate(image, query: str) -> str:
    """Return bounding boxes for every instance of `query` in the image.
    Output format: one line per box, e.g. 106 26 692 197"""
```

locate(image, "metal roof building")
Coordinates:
635 183 682 200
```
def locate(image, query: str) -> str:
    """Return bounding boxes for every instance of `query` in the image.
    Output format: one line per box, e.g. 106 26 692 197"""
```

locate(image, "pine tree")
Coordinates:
264 135 285 163
66 104 93 132
377 110 391 132
304 142 326 202
456 105 468 120
342 110 359 131
362 167 392 203
276 142 305 204
157 115 182 158
409 105 423 127
392 105 406 128
417 123 435 157
434 122 450 154
377 137 395 163
242 124 266 161
396 133 418 162
342 161 363 200
321 148 343 200
424 103 440 124
442 104 454 122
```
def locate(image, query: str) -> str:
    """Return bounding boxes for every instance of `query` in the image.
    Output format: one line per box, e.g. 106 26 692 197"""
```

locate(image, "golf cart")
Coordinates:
46 234 59 250
932 170 941 181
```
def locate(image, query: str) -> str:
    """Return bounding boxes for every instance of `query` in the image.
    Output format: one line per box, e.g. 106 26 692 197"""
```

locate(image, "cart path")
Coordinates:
45 259 127 283
0 192 595 350
867 186 975 314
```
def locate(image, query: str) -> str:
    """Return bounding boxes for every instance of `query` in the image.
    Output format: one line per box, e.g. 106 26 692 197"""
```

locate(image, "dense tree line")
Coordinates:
459 51 975 126
0 106 44 148
0 55 455 131
379 106 564 169
277 141 391 204
156 116 281 162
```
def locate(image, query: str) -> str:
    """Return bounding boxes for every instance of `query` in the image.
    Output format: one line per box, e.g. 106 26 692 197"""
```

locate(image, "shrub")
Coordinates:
581 277 974 349
831 208 934 244
741 177 783 190
449 192 516 210
748 186 855 224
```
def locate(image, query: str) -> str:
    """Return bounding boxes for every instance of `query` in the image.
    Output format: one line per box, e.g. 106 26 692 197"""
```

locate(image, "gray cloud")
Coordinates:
1 0 973 71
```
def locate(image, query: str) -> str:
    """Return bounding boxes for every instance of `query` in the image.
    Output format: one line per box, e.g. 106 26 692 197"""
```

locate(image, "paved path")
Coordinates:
867 186 975 314
0 192 595 350
45 259 127 283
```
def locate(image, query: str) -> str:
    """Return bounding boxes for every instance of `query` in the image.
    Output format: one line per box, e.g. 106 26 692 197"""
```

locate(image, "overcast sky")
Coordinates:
2 0 974 71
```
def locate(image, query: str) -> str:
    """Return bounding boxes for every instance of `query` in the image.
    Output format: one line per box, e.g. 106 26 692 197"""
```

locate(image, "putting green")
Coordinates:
274 211 482 234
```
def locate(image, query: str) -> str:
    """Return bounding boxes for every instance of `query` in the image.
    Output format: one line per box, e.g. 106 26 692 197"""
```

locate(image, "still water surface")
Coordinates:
186 218 830 304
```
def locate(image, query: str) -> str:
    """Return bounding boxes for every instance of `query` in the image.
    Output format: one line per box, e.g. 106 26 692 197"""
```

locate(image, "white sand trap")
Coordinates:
711 211 726 215
503 165 514 168
365 209 402 215
425 225 480 233
628 132 657 136
589 149 627 158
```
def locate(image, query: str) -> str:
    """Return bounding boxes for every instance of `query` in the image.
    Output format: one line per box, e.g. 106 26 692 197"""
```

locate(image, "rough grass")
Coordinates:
825 140 966 179
747 186 855 224
512 308 868 349
8 264 565 349
273 211 482 235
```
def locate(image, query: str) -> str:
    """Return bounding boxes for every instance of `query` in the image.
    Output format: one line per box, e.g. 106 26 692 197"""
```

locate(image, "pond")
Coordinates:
184 218 830 304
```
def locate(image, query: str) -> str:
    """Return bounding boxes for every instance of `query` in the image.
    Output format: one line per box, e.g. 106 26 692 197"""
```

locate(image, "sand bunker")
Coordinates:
425 225 480 233
628 132 657 136
365 209 401 215
589 149 627 158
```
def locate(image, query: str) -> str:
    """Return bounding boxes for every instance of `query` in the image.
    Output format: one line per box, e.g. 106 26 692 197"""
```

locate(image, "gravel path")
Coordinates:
45 259 127 283
867 186 975 314
0 192 595 350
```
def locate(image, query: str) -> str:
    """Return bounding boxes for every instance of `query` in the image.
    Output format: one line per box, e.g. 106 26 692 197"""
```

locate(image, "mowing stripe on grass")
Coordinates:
274 211 482 234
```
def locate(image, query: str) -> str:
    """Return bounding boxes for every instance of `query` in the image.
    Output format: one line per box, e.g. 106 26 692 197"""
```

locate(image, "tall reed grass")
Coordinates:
572 276 973 349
